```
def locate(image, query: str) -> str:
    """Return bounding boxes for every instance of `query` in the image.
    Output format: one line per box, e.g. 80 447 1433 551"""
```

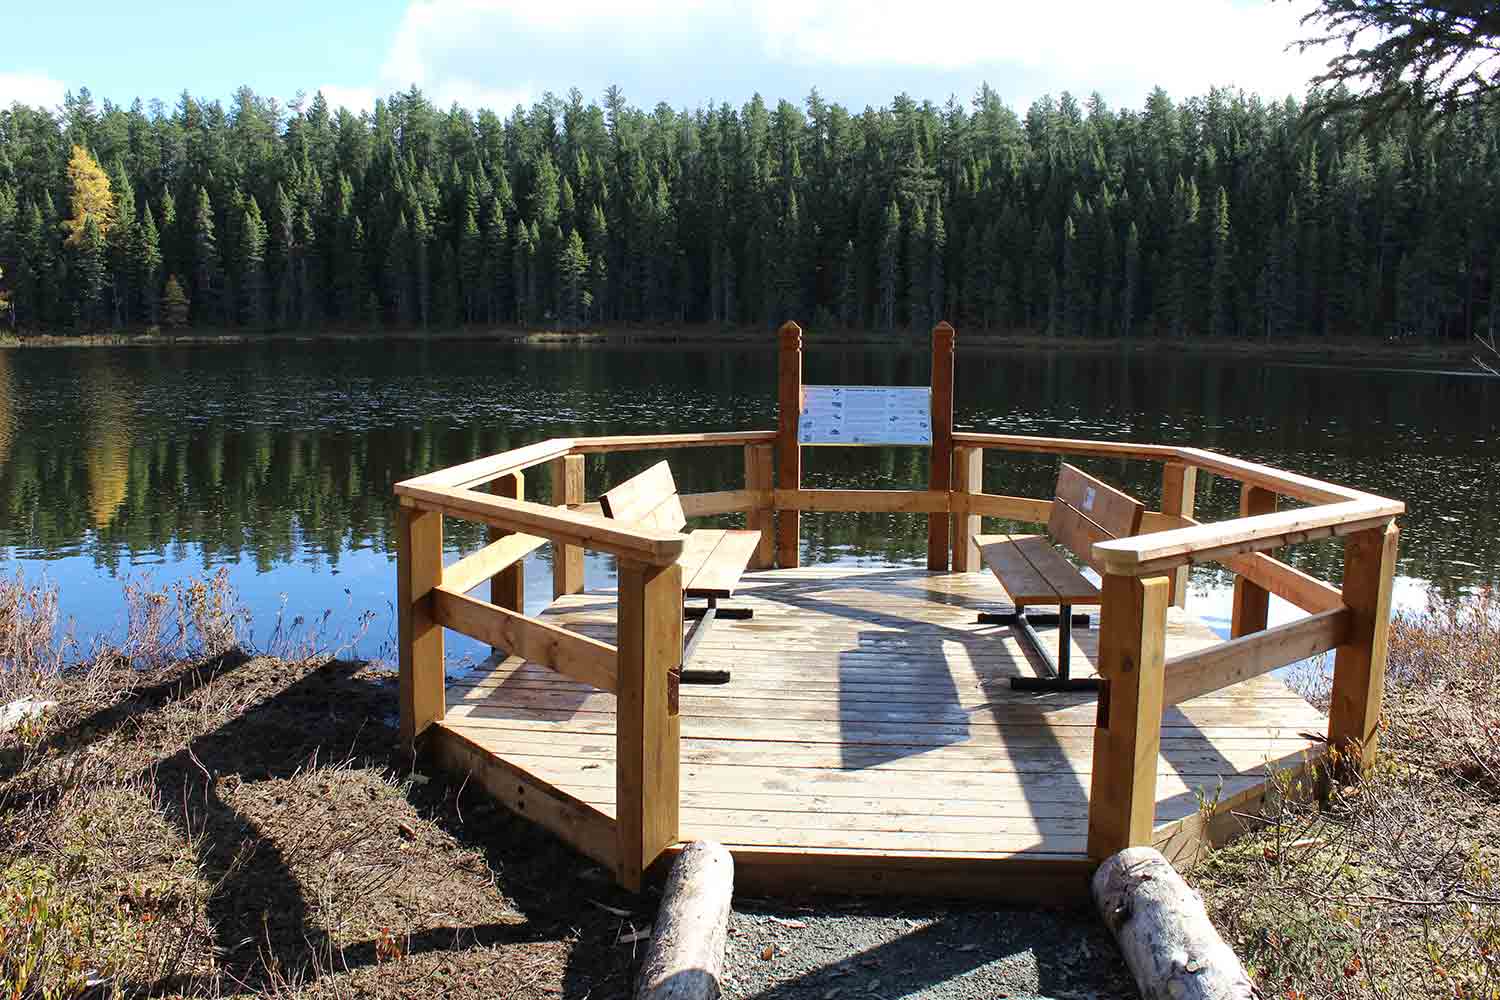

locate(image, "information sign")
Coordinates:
797 385 933 446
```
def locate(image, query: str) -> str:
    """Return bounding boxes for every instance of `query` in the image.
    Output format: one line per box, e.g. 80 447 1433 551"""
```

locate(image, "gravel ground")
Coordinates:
719 897 1139 1000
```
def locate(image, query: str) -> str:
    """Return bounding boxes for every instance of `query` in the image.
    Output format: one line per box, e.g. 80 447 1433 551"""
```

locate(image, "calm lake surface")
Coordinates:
1 341 1495 664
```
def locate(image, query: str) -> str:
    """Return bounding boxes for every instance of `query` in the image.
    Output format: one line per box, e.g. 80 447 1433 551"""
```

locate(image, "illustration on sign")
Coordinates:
798 385 933 446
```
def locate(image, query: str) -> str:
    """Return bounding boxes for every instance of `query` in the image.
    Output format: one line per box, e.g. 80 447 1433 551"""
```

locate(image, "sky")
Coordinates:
1 0 1341 119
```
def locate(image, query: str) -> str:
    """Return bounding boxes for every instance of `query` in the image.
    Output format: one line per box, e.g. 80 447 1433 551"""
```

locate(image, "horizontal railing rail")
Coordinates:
430 585 620 692
1162 606 1352 707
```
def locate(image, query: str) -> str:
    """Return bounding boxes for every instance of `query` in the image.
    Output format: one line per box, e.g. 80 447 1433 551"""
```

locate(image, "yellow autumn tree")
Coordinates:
63 145 114 247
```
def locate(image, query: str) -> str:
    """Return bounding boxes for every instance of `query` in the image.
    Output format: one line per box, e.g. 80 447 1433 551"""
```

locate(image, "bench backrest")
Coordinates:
599 460 688 533
1046 464 1144 572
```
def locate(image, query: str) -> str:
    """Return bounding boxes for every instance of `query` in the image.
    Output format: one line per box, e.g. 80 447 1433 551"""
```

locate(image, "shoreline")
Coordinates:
1 324 1491 366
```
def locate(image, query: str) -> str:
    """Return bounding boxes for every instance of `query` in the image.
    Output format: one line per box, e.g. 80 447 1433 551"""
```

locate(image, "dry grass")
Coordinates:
1191 588 1500 1000
0 572 645 1000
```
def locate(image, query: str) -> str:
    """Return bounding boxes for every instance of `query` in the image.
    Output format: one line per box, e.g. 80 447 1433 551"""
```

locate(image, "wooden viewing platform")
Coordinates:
394 321 1404 902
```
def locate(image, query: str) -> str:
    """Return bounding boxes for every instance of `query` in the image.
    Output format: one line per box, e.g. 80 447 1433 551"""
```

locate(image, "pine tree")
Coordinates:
513 221 535 325
1167 175 1200 337
133 202 162 324
877 201 900 331
483 197 509 323
926 194 946 326
386 211 413 327
238 196 268 327
839 239 858 328
162 274 190 328
191 187 220 325
106 167 135 326
1121 222 1141 337
906 199 928 333
557 228 589 329
72 215 107 328
460 201 483 324
1062 216 1086 337
1208 186 1234 338
586 203 608 324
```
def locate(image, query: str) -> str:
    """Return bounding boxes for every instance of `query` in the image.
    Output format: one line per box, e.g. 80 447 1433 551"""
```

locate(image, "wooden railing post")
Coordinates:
744 443 775 570
1327 521 1399 777
550 454 586 597
1230 484 1278 636
616 558 683 891
775 321 803 569
951 445 982 572
1160 463 1197 608
398 505 444 752
928 322 956 571
1088 573 1171 860
487 472 525 660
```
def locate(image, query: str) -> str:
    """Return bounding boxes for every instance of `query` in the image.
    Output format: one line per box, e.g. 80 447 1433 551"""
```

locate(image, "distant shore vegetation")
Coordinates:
1 82 1499 345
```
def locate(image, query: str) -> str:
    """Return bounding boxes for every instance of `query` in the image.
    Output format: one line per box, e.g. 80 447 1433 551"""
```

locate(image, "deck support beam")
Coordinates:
616 558 683 891
1328 521 1399 778
397 506 444 752
1088 573 1170 860
551 455 586 598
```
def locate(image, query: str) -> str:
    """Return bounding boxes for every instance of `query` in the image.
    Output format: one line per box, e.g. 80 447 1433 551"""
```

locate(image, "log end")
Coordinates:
636 841 735 1000
1092 847 1255 1000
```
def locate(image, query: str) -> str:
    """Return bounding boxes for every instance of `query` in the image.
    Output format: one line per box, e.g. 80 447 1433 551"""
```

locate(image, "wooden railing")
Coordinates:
395 350 1403 882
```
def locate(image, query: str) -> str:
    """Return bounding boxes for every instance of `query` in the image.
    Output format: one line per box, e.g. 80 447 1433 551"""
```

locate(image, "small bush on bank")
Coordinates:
1192 589 1500 999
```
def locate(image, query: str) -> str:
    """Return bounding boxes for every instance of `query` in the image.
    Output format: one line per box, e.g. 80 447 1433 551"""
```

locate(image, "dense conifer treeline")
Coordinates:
1 83 1498 341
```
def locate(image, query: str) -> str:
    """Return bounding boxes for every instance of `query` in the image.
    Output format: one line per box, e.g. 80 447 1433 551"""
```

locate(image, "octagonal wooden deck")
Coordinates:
432 565 1328 901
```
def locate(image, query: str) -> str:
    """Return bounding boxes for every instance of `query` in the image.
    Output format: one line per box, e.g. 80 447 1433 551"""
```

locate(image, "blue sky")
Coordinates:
4 0 1336 117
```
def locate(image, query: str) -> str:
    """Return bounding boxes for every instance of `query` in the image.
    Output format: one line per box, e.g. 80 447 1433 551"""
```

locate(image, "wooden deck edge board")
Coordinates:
428 724 618 871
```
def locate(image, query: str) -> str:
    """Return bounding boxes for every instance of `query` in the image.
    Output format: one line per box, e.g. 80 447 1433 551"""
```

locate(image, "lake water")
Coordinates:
1 341 1495 666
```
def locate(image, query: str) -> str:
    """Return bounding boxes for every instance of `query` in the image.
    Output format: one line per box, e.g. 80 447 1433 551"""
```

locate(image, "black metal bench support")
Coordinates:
978 605 1100 692
681 596 751 684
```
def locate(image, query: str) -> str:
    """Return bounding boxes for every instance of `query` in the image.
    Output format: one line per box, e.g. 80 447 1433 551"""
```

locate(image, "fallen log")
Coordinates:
636 841 735 1000
1092 847 1254 1000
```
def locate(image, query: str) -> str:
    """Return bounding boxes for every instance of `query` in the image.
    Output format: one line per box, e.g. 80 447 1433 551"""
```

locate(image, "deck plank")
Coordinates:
430 565 1327 895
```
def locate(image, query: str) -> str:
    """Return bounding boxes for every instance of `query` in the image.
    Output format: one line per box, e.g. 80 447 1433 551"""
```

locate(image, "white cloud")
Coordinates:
0 71 66 111
367 0 1340 115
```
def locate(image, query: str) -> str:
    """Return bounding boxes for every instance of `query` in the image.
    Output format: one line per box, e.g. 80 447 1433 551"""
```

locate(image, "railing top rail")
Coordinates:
399 438 575 491
950 433 1389 507
572 431 777 453
951 432 1179 462
1092 498 1404 576
397 481 685 566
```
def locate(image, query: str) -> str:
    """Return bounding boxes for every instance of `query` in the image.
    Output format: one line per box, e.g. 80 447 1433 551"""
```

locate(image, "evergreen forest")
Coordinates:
1 82 1498 342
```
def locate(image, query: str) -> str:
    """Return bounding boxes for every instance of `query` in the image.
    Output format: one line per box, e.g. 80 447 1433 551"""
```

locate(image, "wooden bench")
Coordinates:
976 464 1145 692
600 461 762 678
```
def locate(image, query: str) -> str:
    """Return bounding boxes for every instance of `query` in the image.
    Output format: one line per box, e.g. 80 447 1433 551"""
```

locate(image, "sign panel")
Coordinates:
797 385 933 446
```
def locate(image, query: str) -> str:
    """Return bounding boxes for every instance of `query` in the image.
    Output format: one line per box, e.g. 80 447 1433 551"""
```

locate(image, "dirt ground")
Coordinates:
1 654 1139 999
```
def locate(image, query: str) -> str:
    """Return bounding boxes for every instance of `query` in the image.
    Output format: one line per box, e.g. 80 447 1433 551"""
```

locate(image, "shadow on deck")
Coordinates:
434 566 1326 901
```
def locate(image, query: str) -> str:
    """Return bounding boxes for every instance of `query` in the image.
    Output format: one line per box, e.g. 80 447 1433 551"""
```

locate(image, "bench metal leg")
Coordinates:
979 603 1101 692
681 596 736 684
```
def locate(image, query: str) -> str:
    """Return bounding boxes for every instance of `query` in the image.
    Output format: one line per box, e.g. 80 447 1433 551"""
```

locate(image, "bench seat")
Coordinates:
676 528 763 598
976 533 1100 607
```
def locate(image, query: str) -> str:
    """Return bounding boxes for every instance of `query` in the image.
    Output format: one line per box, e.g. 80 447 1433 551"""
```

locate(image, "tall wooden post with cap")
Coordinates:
928 322 956 571
775 321 803 569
